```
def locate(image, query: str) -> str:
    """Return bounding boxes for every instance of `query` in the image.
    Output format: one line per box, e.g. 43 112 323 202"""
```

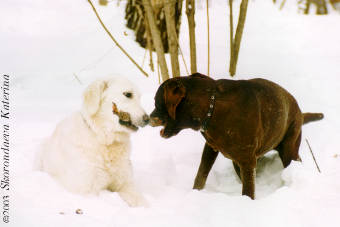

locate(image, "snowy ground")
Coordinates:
1 0 340 226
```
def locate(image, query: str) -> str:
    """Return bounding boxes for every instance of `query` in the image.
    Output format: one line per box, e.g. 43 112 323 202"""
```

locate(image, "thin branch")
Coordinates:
77 47 114 73
178 41 190 75
279 0 287 10
229 0 234 73
87 0 149 77
141 49 148 68
206 0 210 76
157 61 161 84
149 49 154 72
305 138 321 173
173 27 189 75
73 73 83 85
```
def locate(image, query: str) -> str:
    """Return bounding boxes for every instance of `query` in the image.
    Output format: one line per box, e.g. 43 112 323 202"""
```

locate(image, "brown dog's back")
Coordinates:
207 78 300 159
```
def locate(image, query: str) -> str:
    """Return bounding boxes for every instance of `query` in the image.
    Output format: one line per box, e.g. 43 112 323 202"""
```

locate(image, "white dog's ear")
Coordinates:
83 80 108 116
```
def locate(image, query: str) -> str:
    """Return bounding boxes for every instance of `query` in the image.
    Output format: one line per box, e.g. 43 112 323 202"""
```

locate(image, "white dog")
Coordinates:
35 77 149 207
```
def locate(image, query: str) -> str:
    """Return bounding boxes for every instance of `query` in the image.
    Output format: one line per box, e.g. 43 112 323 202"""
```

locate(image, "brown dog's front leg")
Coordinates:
193 143 218 190
240 165 256 200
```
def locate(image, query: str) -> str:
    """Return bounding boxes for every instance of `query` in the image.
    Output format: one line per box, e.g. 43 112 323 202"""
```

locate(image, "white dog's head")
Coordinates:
81 77 149 140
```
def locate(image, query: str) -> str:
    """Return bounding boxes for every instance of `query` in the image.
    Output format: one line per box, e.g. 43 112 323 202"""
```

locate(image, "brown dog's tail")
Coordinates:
303 112 324 125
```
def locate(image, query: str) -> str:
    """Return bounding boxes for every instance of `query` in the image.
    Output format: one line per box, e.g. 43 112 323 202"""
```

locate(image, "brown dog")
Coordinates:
149 73 323 199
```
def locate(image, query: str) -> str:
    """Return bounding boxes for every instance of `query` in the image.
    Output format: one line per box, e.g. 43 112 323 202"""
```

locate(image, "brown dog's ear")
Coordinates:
164 80 186 119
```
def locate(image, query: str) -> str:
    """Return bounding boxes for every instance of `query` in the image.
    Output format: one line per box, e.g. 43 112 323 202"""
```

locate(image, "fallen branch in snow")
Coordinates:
87 0 149 77
305 138 321 173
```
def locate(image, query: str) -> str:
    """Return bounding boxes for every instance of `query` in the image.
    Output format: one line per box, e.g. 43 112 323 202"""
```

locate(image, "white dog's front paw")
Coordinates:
118 187 149 207
125 194 149 207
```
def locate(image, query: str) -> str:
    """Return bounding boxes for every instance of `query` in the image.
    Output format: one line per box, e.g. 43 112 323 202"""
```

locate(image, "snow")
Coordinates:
1 0 340 226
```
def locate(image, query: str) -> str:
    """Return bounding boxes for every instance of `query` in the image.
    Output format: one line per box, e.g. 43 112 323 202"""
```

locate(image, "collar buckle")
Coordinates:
201 87 216 132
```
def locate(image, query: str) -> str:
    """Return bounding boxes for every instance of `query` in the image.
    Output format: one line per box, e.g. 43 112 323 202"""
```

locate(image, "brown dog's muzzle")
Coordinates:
149 109 165 127
149 116 163 127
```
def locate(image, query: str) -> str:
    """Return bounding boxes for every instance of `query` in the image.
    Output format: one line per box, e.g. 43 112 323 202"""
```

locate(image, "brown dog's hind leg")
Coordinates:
276 120 303 168
233 161 241 179
240 163 256 200
193 143 218 190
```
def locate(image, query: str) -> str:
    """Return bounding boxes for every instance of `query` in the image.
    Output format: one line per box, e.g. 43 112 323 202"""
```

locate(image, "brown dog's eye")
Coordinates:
123 92 133 99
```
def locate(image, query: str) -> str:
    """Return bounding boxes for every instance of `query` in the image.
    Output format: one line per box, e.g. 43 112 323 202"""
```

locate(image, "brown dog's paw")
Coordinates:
160 128 170 138
193 178 206 190
160 127 180 138
193 185 204 190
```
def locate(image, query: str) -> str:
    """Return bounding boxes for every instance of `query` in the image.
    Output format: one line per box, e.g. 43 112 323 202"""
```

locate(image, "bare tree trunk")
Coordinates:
229 0 249 77
164 0 180 77
302 0 328 14
142 0 169 81
304 0 311 14
316 0 328 14
279 0 287 10
186 0 197 74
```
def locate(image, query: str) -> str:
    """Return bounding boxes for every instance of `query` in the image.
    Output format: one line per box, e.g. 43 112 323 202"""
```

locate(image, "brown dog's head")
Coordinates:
150 73 215 138
150 78 187 138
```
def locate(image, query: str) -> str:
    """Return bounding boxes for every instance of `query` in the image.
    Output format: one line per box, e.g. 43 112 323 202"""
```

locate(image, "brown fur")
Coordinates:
150 73 323 199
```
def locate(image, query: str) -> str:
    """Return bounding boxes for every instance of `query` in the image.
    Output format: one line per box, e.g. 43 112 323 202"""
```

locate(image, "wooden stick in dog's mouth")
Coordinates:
112 102 138 131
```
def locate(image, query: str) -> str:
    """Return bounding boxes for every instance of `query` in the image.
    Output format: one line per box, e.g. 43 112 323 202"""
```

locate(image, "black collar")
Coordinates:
200 86 216 132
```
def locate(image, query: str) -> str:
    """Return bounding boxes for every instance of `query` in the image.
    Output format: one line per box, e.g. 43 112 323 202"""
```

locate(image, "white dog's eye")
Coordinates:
123 92 133 99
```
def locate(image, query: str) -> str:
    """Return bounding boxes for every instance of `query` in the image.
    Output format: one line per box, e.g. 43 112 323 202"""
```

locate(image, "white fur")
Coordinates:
35 77 148 207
